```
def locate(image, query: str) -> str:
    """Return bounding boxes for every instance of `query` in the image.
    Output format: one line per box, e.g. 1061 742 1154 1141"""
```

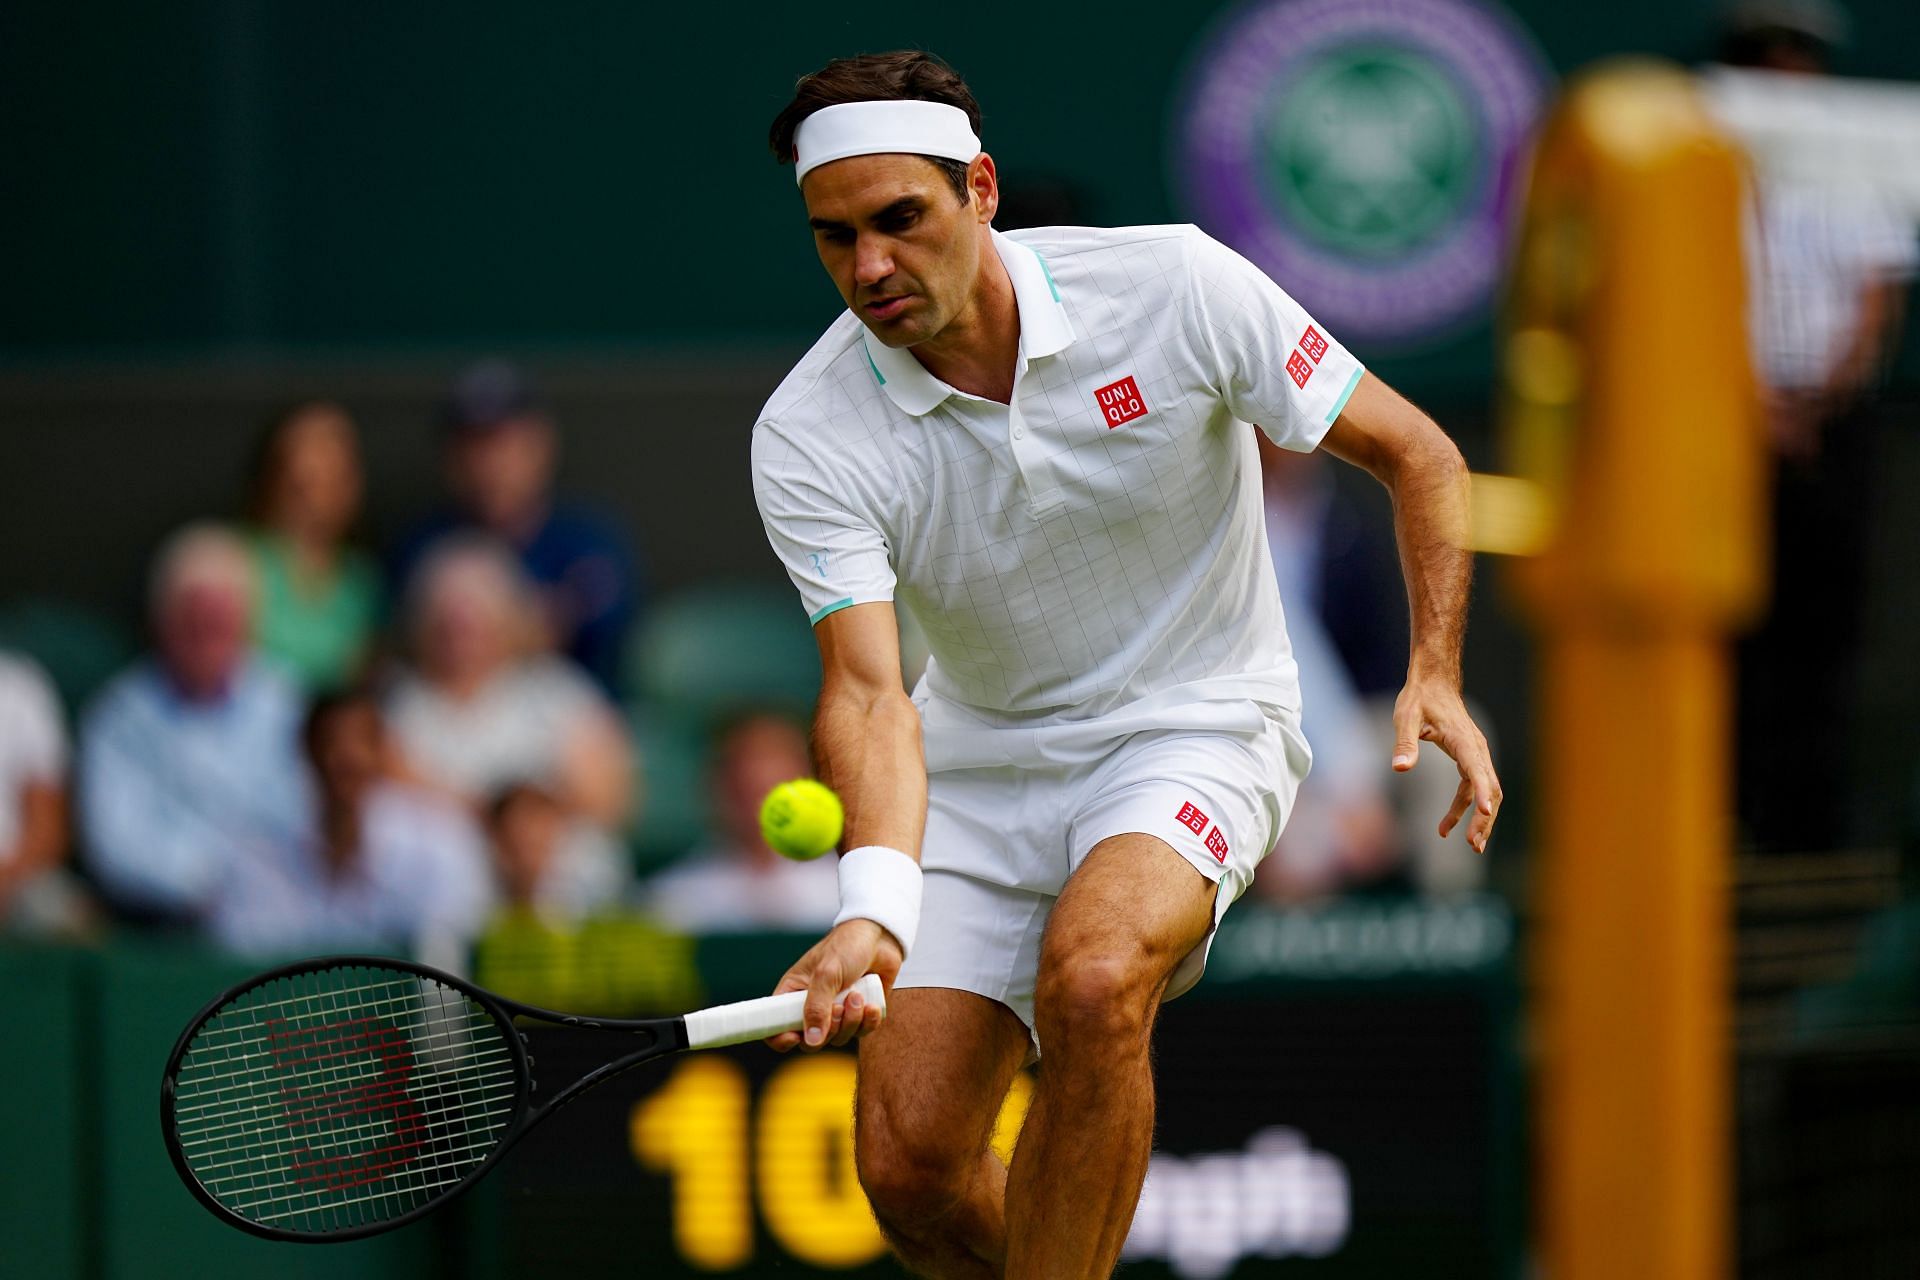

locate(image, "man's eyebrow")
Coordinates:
808 195 928 232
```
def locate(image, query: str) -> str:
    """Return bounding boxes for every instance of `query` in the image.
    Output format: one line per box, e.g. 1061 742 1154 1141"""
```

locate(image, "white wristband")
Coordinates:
833 845 923 958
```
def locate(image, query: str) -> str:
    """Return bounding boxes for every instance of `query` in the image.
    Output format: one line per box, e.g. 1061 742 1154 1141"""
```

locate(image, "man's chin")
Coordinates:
860 314 932 349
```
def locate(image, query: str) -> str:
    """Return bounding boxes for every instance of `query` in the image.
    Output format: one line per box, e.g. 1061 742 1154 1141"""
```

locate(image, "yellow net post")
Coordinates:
1495 59 1768 1280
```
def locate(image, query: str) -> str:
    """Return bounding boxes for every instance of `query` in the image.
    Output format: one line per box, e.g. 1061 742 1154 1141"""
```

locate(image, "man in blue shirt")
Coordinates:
80 524 310 923
392 361 641 693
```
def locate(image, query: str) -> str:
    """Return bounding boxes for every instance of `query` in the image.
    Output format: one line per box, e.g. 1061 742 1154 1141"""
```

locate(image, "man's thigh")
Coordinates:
855 986 1032 1165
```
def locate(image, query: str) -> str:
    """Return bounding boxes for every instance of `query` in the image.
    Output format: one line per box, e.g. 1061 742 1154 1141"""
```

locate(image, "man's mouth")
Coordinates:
865 295 913 320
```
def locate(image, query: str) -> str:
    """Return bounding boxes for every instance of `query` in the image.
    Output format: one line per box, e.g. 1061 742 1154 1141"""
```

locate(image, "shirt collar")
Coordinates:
861 229 1076 416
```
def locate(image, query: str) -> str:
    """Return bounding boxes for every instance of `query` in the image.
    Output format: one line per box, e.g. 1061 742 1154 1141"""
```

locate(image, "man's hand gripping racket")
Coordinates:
159 954 883 1242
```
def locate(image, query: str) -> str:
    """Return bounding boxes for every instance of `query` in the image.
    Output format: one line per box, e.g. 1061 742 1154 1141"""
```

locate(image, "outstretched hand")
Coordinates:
765 918 904 1052
1391 671 1503 854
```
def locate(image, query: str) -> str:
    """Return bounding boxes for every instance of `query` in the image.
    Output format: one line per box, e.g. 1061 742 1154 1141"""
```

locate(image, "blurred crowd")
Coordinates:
0 363 840 963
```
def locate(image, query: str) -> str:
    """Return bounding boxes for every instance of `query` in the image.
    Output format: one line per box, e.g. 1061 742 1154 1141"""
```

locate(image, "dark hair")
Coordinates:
768 51 981 203
487 781 559 827
302 688 379 759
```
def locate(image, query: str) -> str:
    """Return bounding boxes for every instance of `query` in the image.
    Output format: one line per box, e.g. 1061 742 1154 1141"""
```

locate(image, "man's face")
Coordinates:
802 153 993 349
447 419 555 532
311 702 384 805
157 581 251 700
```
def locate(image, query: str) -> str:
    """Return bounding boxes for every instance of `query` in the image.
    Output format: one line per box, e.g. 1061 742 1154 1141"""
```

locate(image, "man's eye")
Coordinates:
821 229 854 246
880 212 919 232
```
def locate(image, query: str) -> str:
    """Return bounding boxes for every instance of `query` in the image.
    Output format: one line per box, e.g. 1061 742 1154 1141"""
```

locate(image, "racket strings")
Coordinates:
169 964 519 1234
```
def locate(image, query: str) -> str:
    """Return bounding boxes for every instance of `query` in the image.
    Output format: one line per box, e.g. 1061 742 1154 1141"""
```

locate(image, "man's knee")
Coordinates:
855 1083 983 1227
1033 945 1160 1050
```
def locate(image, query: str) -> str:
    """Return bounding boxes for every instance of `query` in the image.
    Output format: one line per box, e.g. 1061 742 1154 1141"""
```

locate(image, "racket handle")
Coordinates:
683 974 886 1050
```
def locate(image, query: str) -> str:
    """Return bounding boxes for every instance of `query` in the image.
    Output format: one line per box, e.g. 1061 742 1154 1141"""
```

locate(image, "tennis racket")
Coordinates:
159 953 882 1242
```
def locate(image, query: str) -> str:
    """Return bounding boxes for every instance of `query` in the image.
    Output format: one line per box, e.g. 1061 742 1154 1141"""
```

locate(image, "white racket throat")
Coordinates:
682 973 886 1050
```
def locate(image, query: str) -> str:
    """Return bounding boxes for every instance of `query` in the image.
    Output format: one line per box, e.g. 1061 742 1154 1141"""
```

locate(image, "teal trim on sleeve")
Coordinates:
1325 366 1364 424
809 596 856 625
864 347 887 386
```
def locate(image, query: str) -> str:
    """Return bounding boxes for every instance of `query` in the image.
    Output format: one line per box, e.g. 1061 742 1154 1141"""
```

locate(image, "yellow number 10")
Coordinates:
631 1055 1033 1270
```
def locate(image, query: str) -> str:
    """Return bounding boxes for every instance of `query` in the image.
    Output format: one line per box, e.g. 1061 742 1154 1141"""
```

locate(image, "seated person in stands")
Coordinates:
486 782 629 924
80 525 309 923
244 400 380 692
0 649 89 933
385 536 634 882
646 714 839 932
391 362 640 692
210 691 490 966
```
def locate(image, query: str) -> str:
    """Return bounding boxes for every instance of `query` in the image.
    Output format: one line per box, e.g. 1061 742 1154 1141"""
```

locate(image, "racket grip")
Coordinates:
683 974 886 1050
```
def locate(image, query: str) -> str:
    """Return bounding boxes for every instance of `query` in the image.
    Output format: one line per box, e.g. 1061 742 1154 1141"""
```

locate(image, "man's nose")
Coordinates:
854 235 894 288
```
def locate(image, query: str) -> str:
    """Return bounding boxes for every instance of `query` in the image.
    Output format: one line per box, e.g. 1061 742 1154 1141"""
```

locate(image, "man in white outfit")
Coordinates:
749 51 1502 1279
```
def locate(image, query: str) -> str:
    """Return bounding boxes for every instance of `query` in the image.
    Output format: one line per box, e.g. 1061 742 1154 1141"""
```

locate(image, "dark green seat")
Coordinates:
624 582 820 730
624 707 715 873
0 599 137 725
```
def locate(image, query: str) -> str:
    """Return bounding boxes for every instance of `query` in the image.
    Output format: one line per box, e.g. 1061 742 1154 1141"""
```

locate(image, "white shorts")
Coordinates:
894 706 1310 1038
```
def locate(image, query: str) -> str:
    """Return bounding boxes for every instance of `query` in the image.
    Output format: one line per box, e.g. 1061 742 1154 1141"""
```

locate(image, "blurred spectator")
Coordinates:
487 783 630 923
0 650 89 933
647 714 839 932
80 524 309 921
1724 3 1920 851
1253 436 1488 899
392 361 640 692
386 535 635 836
1254 442 1398 902
244 400 380 691
210 692 491 966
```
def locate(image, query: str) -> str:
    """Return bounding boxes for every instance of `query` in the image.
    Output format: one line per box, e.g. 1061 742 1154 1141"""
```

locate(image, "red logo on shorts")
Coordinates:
1206 827 1230 863
1286 350 1313 389
1299 325 1329 364
1095 376 1148 428
1175 802 1209 835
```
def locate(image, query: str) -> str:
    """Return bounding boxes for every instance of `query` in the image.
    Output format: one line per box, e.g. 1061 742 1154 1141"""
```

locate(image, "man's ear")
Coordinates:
969 153 999 224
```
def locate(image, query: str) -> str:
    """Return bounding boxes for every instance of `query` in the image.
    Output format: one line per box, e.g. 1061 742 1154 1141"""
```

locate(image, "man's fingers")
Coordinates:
827 993 862 1048
1439 776 1474 838
802 971 841 1049
767 1030 802 1054
1391 703 1424 772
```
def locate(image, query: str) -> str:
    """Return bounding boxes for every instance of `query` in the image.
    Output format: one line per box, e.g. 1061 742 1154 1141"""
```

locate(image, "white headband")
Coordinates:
793 100 981 186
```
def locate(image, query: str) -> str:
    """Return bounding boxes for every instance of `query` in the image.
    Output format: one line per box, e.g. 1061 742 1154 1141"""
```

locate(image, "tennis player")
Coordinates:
752 51 1501 1279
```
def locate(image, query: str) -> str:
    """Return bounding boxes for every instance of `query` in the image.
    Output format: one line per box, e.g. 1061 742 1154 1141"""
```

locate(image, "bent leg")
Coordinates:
1004 834 1216 1279
855 986 1032 1279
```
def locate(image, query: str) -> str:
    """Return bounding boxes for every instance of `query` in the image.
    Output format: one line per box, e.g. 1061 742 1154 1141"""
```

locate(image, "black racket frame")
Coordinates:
160 952 690 1243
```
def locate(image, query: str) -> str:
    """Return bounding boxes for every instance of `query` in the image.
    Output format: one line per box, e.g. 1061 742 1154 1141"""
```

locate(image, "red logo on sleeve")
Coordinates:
1094 376 1149 428
1205 827 1230 863
1286 350 1313 388
1175 802 1209 835
1299 325 1328 364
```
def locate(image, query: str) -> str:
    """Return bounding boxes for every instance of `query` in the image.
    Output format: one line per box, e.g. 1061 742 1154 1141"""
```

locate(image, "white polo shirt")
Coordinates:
751 224 1364 771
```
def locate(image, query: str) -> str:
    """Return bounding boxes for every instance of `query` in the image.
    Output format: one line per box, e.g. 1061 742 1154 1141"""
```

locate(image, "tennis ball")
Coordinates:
759 778 844 860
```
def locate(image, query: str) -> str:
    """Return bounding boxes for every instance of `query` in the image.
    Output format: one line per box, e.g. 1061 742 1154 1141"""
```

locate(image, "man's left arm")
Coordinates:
1319 372 1502 853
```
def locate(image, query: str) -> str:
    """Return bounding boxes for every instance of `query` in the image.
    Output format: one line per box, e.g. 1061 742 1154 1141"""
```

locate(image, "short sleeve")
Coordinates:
1185 229 1366 452
751 424 896 626
0 656 68 782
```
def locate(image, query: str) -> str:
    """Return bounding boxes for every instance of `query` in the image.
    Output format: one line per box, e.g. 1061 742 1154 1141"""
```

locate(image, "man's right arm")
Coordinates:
765 601 925 1052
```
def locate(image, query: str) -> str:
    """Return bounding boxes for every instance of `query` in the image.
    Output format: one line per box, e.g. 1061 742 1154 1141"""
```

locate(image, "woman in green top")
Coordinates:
246 401 381 691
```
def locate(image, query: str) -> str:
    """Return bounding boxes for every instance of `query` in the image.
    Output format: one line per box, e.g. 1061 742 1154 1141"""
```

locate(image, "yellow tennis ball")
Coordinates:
759 778 844 860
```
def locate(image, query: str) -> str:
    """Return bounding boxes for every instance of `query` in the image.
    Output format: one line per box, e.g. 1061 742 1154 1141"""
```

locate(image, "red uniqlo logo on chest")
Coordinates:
1286 350 1313 388
1299 325 1329 364
1175 802 1209 835
1094 376 1148 428
1205 827 1230 863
